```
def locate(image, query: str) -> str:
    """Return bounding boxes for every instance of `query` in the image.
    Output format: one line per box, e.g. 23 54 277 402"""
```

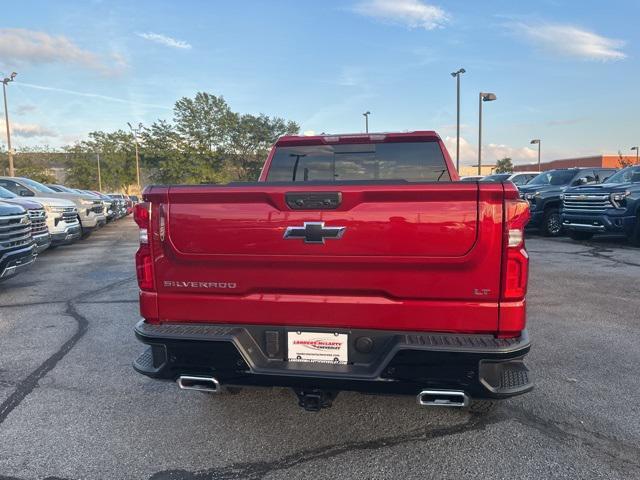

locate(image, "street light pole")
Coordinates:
2 72 17 177
451 68 465 173
478 92 497 176
127 122 142 189
530 139 541 171
363 111 371 133
97 152 102 191
631 146 639 164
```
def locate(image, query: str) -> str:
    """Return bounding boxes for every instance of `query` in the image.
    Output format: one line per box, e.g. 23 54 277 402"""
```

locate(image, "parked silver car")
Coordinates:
0 178 105 236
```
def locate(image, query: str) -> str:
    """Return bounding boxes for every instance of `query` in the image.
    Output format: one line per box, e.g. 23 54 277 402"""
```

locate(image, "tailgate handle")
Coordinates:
285 192 342 210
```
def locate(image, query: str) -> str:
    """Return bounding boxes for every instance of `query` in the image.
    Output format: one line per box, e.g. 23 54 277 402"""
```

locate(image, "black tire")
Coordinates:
468 400 497 414
627 215 640 247
569 231 594 241
79 217 91 239
542 208 562 237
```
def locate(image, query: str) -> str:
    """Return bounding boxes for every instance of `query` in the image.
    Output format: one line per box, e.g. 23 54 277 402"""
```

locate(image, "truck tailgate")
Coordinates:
148 182 505 332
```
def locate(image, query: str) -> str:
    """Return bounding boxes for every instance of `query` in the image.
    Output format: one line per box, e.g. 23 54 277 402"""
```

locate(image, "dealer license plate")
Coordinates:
287 331 348 364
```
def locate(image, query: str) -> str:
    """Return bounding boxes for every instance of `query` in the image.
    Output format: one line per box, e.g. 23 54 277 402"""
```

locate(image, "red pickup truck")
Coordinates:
133 131 532 412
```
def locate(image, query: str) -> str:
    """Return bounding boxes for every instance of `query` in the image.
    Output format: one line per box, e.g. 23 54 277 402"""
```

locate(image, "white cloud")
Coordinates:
0 28 127 75
484 142 538 163
353 0 449 30
511 22 625 61
0 120 56 138
443 136 537 165
137 32 192 49
14 104 38 115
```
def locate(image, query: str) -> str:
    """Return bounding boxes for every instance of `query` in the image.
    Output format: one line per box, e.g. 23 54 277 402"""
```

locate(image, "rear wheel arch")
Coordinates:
543 200 560 211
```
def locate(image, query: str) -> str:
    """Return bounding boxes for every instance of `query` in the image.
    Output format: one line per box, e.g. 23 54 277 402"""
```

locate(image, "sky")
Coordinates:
2 0 639 165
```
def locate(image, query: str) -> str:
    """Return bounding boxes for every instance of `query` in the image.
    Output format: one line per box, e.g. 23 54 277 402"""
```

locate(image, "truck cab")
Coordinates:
518 168 616 236
561 165 640 245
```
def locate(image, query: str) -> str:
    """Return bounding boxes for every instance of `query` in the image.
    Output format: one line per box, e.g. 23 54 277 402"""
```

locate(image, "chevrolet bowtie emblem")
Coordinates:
283 222 346 244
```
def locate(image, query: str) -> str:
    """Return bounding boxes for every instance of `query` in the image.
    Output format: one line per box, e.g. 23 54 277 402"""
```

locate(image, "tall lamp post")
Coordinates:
632 146 639 164
127 122 142 189
96 152 102 191
477 92 497 176
363 111 371 133
451 68 465 173
530 139 541 171
2 72 17 177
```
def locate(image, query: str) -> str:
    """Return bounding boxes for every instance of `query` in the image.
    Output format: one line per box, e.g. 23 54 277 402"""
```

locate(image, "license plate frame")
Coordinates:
287 331 349 365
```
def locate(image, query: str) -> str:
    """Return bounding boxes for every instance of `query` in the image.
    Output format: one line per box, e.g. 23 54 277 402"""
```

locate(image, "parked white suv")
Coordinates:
0 177 105 236
0 185 81 245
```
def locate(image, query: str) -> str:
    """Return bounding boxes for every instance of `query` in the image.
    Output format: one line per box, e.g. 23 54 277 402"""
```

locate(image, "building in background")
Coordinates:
514 154 638 172
458 165 496 177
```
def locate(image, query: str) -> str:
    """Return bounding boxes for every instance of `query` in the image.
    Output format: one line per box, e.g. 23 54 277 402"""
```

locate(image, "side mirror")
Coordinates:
19 190 35 197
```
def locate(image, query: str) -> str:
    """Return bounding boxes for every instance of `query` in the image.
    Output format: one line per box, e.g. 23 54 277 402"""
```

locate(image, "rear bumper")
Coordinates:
561 212 635 234
0 242 37 280
133 320 533 400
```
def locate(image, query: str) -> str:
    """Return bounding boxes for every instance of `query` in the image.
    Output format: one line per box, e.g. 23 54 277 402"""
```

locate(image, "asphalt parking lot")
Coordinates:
0 220 639 480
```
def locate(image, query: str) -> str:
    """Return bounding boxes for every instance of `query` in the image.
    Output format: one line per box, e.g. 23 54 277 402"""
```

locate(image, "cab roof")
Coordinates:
275 131 441 147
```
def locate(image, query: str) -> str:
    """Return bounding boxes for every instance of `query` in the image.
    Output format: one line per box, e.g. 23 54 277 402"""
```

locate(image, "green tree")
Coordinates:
139 120 207 185
174 92 235 152
494 157 514 173
64 144 99 189
140 92 299 184
0 145 60 182
65 130 137 192
226 113 299 181
22 91 302 188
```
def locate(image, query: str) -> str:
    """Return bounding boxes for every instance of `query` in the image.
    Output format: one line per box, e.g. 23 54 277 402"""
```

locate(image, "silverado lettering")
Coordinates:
133 130 533 412
163 280 237 289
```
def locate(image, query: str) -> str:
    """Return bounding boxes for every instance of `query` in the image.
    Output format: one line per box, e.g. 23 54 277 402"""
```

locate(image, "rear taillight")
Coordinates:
135 247 154 290
134 202 154 291
134 202 150 231
501 198 530 301
499 197 530 337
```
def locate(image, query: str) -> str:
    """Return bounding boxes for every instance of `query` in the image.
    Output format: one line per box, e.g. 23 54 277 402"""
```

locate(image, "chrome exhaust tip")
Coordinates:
417 390 469 407
177 375 220 393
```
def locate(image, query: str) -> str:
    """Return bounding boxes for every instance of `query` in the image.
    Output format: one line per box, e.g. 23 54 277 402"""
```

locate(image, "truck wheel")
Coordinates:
542 208 562 237
569 231 594 241
469 400 496 414
78 216 91 239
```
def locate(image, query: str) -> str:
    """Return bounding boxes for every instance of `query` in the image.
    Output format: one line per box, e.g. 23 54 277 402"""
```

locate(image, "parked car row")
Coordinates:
514 166 640 246
0 175 136 282
459 172 540 185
